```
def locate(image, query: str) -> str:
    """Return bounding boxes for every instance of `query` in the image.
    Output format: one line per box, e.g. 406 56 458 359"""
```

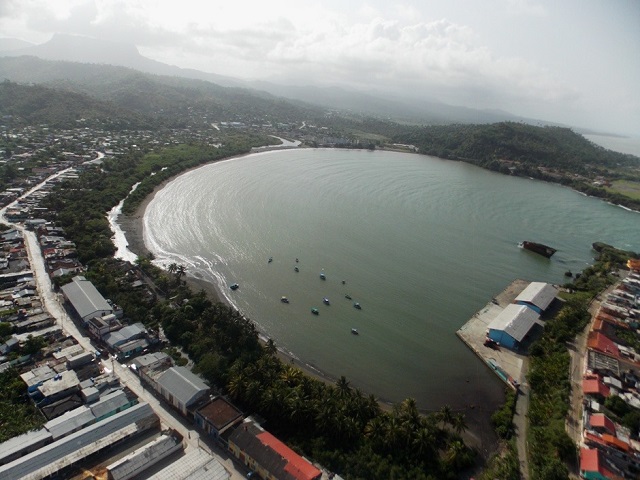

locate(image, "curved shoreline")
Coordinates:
116 148 498 453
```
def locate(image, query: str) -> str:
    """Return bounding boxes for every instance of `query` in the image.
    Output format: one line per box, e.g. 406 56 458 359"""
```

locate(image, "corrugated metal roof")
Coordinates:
61 276 112 320
0 429 52 465
44 405 95 440
104 323 146 348
106 433 182 480
488 304 539 342
90 389 130 419
515 282 558 311
156 366 209 408
147 447 229 480
132 352 170 369
0 402 157 480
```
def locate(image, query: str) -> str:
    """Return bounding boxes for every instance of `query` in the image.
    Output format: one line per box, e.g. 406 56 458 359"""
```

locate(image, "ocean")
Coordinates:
141 148 639 434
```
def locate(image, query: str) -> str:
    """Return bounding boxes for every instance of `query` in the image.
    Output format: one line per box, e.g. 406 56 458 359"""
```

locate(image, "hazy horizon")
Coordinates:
1 0 638 136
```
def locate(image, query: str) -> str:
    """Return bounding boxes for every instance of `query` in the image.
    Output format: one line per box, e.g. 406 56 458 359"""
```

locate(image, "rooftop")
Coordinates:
196 397 243 431
487 304 539 342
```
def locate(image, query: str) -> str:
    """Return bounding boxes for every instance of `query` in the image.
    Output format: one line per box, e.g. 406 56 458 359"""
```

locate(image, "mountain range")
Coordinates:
0 33 551 127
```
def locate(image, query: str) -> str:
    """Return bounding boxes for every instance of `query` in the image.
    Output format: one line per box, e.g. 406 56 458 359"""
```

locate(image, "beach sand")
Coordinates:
118 156 497 455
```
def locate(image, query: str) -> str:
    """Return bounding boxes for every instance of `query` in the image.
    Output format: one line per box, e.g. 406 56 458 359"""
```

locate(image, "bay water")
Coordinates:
143 148 639 422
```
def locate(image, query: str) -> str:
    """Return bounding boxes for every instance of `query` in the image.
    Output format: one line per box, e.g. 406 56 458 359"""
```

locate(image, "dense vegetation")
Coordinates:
0 369 45 443
526 243 637 480
0 81 158 129
41 144 477 479
393 122 640 210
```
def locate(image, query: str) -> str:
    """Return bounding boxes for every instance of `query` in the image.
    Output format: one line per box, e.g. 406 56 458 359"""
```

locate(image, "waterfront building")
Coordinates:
486 304 539 350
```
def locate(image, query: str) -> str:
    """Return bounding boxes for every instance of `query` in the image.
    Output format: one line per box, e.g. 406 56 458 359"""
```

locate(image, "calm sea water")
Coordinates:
144 149 639 415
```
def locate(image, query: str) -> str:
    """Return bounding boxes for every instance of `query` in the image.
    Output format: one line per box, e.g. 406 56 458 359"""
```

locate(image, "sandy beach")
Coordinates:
117 155 349 388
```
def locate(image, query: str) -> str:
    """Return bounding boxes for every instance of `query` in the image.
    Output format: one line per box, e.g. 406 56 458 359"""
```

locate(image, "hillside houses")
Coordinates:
580 262 640 479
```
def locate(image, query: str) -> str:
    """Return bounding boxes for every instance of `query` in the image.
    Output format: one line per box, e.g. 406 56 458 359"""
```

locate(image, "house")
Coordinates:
579 447 623 480
588 413 616 436
514 282 558 314
583 375 611 401
86 314 122 339
130 352 172 374
486 304 539 350
227 420 322 480
195 397 244 446
103 322 146 349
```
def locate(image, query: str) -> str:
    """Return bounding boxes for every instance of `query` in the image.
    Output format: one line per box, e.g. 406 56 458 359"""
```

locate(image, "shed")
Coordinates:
514 282 558 314
60 276 112 322
103 323 146 348
487 304 539 350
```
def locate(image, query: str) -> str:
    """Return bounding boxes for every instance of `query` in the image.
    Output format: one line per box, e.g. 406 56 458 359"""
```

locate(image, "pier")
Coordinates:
456 279 530 390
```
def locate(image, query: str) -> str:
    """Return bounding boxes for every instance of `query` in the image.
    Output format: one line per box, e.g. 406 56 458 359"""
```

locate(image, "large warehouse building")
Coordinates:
487 304 540 350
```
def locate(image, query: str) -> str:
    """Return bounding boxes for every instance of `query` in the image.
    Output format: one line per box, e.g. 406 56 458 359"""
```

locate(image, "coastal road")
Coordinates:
513 361 530 480
1 170 247 480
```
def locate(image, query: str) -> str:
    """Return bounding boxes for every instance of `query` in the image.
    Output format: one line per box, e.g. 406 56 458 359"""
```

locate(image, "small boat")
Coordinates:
311 307 319 315
323 297 330 305
351 328 359 335
345 294 352 300
281 296 289 303
268 256 273 263
295 258 299 263
341 280 346 285
319 272 326 280
229 283 239 290
353 302 362 310
294 266 299 272
518 241 557 258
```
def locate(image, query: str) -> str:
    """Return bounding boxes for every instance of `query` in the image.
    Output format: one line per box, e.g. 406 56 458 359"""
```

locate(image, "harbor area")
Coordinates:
457 279 533 390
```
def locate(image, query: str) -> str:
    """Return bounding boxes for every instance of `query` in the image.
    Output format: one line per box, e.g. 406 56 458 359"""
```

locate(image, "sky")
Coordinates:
1 0 639 135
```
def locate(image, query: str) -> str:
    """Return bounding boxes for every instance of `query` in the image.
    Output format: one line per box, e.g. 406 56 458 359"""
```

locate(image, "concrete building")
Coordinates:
61 276 112 322
487 304 539 350
514 281 558 314
130 351 172 374
195 397 244 446
227 420 322 480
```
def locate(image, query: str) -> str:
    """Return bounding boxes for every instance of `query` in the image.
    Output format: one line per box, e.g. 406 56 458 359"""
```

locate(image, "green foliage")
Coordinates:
0 369 45 442
0 80 157 130
479 440 520 480
491 388 517 439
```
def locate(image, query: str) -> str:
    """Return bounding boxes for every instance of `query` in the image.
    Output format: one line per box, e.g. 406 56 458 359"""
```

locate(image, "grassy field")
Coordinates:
606 180 640 200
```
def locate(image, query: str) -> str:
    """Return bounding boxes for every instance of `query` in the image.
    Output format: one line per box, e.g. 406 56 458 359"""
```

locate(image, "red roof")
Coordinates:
257 431 321 480
580 447 600 472
590 413 615 434
602 433 630 452
587 332 620 357
582 376 610 398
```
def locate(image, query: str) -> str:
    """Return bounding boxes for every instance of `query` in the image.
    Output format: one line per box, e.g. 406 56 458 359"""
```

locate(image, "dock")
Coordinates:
456 279 530 390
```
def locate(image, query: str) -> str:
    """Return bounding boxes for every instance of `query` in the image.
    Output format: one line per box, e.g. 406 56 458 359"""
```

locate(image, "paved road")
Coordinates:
513 360 530 480
1 171 246 480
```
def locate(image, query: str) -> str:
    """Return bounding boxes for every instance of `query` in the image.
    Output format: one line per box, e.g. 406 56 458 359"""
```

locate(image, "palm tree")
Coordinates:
335 375 352 399
175 264 186 280
438 404 454 428
167 262 178 275
264 338 277 356
452 412 467 435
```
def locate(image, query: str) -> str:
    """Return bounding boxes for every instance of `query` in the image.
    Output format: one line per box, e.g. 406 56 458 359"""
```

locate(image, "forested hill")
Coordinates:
0 81 158 130
393 122 639 173
0 56 324 128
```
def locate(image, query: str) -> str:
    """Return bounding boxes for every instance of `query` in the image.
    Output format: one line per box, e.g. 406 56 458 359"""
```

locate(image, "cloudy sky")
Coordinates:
1 0 639 135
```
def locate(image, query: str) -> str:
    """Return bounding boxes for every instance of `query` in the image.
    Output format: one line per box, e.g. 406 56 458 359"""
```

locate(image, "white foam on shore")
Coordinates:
108 182 141 264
